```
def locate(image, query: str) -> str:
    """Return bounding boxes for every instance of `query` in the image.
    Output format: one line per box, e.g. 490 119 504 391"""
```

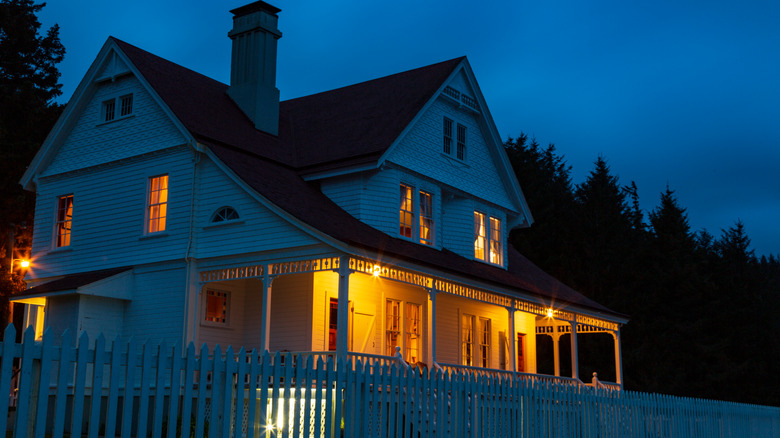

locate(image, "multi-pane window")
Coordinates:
490 217 502 265
120 94 133 117
204 289 229 324
479 318 491 368
399 184 413 238
419 191 433 245
56 195 74 247
462 314 475 366
386 300 401 356
474 212 487 261
475 212 503 266
456 123 466 160
147 175 168 233
443 117 453 155
405 303 422 363
101 93 133 123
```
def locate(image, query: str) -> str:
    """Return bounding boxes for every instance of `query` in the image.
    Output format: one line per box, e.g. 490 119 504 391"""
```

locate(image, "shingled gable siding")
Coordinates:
384 80 514 211
30 146 193 278
195 157 319 258
43 74 186 177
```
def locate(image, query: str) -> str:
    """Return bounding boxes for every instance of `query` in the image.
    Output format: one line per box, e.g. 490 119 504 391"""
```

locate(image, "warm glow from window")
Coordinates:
386 300 401 356
56 194 73 247
204 289 228 324
419 191 433 245
474 212 486 260
399 184 413 238
405 303 422 363
462 314 475 366
148 175 168 233
489 217 502 265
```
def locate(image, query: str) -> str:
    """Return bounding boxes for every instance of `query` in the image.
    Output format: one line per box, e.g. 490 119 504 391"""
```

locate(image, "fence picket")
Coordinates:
1 329 779 438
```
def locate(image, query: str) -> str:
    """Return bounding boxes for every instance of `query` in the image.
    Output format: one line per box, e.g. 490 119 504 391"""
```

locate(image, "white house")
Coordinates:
14 1 627 386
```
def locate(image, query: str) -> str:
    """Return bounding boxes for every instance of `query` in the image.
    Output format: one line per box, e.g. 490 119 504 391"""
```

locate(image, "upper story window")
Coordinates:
400 184 435 245
101 93 133 123
147 174 168 233
55 194 73 247
211 206 239 223
419 191 433 245
399 184 414 238
443 117 466 161
474 212 502 265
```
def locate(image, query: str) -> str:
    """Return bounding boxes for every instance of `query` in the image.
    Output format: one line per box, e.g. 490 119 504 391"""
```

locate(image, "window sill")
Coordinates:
440 152 469 167
200 321 232 330
48 246 73 254
96 113 134 127
139 232 169 241
203 219 245 230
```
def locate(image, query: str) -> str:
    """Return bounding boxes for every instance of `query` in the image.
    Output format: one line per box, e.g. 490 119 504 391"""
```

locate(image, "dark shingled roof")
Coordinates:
113 38 625 320
16 267 132 298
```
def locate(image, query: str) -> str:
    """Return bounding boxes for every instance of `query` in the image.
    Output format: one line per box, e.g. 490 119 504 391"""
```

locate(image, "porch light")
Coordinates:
20 260 30 269
372 265 381 277
547 308 554 318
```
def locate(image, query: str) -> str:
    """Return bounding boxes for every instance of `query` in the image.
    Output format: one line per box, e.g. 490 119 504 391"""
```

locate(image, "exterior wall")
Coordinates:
514 311 538 374
44 295 79 342
195 156 320 259
197 278 260 351
442 197 508 266
435 293 512 370
30 146 194 278
77 295 125 343
269 274 313 352
385 76 514 211
122 263 186 344
44 74 186 177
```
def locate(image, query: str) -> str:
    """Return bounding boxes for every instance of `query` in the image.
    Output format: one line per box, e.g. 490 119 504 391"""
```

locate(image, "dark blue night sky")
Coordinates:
40 0 780 256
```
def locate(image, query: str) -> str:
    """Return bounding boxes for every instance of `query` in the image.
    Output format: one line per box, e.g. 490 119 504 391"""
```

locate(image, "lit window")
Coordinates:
147 175 168 233
399 184 413 238
475 212 503 265
490 217 502 265
405 303 422 363
474 212 486 260
443 117 453 155
386 300 401 356
462 314 475 366
56 195 73 247
479 318 491 368
456 123 466 160
419 191 433 245
204 289 229 324
211 206 239 223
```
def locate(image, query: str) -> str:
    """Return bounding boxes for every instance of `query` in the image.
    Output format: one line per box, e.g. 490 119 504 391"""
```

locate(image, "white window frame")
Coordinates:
399 183 436 246
474 211 503 266
442 116 466 161
100 93 134 124
146 174 168 234
399 184 414 239
419 191 434 245
385 299 424 363
211 206 240 223
479 317 491 368
461 313 475 367
55 194 73 248
202 288 230 327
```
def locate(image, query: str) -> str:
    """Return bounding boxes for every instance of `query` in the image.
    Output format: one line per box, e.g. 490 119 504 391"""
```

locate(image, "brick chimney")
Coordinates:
227 1 282 135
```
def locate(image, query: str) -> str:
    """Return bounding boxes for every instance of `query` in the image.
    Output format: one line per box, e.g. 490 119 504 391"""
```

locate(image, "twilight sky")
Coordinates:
39 0 780 256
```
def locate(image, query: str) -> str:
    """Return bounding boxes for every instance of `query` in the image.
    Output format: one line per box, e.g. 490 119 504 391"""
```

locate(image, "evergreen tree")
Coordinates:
0 0 65 324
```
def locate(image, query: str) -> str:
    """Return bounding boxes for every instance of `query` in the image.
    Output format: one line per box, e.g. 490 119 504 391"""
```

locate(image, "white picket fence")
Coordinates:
2 325 779 438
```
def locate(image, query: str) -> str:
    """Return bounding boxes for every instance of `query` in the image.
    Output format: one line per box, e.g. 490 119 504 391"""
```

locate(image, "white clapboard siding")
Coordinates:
386 87 515 211
31 146 194 277
3 325 779 438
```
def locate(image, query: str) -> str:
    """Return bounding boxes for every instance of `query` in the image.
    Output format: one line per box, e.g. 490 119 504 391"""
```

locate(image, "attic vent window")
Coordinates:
100 93 134 124
211 206 240 223
442 86 479 112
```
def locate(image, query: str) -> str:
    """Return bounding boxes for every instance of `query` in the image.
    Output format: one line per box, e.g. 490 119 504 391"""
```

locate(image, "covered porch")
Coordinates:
194 254 625 389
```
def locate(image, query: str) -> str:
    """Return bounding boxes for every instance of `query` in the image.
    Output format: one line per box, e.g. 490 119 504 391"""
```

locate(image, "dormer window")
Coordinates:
442 117 466 161
400 184 435 245
419 191 433 245
474 212 502 265
400 184 414 238
211 206 240 223
101 93 134 123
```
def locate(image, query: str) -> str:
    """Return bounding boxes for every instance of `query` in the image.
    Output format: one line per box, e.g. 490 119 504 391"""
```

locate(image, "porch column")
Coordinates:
552 328 561 377
506 306 516 373
570 321 579 380
259 273 273 352
613 330 623 387
427 288 437 366
336 256 351 361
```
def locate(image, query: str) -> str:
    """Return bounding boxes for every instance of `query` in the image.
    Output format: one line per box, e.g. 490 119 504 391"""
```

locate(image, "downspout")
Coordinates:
182 142 202 347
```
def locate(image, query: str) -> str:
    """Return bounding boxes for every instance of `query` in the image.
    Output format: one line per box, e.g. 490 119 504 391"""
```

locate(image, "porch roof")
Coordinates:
13 267 133 302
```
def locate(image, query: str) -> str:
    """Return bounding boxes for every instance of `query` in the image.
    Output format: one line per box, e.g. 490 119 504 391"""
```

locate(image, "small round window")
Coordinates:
211 206 239 223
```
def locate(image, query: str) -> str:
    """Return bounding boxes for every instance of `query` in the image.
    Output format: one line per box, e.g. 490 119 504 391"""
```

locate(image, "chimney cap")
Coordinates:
230 1 281 18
